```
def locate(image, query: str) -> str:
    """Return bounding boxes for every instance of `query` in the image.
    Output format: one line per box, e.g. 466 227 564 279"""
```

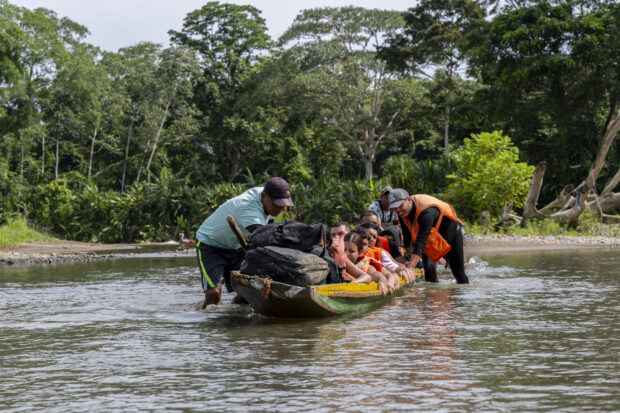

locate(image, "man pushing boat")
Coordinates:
195 177 294 308
389 189 469 284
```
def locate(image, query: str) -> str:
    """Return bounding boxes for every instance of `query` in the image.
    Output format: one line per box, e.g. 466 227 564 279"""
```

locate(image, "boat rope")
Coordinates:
261 277 272 299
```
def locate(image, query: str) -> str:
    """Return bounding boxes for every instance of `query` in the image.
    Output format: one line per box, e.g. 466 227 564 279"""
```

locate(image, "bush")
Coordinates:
445 131 534 220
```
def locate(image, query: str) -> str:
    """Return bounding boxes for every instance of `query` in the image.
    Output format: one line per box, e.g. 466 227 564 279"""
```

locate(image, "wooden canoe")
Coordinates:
230 270 422 318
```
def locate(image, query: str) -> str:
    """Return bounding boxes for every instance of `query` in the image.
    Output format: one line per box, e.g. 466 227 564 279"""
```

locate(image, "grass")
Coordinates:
0 217 56 247
466 210 620 237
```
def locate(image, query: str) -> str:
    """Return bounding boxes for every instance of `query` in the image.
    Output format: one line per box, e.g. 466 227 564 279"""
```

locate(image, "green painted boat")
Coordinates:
230 270 422 318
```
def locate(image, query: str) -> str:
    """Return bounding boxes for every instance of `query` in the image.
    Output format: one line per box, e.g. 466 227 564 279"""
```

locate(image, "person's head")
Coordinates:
330 221 350 240
359 222 380 247
344 232 366 262
380 226 402 247
380 186 392 211
351 227 371 254
359 210 382 231
388 188 411 218
261 177 293 217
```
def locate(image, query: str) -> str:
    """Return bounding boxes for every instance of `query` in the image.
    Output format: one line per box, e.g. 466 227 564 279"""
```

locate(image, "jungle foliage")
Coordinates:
0 0 618 241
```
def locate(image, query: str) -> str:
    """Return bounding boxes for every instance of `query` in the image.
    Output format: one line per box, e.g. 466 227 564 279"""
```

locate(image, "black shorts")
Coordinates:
196 242 245 293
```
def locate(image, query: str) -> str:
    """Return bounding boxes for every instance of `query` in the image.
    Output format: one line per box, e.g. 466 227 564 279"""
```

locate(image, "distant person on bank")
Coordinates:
388 189 469 284
368 186 400 228
195 177 294 308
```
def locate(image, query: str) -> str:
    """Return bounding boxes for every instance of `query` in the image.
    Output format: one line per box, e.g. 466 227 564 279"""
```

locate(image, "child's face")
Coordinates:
367 228 378 247
344 241 359 262
359 239 369 255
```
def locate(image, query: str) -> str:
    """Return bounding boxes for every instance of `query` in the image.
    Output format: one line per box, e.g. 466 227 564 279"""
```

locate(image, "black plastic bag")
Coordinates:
240 246 329 286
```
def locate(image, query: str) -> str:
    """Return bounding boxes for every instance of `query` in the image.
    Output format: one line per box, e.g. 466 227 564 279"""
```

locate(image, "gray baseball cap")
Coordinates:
388 188 409 209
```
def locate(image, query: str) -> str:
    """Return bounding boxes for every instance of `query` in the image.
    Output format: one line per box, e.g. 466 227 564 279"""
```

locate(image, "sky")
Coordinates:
10 0 416 52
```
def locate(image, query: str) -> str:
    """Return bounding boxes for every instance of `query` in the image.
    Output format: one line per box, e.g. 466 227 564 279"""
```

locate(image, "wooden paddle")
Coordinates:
226 215 249 251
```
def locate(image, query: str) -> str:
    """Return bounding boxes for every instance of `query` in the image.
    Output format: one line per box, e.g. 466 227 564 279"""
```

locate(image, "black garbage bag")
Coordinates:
248 221 326 252
240 246 329 286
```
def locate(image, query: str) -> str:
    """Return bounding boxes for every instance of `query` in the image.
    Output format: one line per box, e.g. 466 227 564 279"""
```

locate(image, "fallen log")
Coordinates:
550 184 588 228
494 202 522 229
540 184 574 215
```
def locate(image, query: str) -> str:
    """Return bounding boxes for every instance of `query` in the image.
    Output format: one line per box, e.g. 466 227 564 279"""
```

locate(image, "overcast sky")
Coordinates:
10 0 416 52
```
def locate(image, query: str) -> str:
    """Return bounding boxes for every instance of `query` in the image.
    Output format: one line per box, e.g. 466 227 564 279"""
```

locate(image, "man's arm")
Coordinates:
407 207 440 269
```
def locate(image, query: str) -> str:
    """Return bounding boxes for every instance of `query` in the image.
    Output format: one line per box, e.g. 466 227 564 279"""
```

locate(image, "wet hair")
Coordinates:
351 226 371 239
344 232 366 252
359 221 380 233
330 221 351 232
359 210 379 223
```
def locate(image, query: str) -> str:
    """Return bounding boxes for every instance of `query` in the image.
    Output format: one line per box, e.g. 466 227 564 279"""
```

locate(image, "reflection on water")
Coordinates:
1 250 619 412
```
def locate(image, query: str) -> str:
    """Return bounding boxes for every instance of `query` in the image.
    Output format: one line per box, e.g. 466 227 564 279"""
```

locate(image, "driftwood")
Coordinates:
540 184 574 215
550 184 589 228
585 111 620 192
509 110 619 228
601 167 620 196
522 161 547 223
494 202 522 228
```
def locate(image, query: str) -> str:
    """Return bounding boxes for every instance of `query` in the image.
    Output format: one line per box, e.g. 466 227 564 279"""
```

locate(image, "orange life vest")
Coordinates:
376 235 390 251
356 255 382 272
403 194 463 263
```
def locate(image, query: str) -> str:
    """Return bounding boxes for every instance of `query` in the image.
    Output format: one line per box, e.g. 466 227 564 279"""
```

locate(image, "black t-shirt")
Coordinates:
407 205 460 257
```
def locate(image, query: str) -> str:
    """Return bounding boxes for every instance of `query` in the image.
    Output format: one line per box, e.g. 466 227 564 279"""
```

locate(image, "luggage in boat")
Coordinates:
240 246 329 286
248 221 326 252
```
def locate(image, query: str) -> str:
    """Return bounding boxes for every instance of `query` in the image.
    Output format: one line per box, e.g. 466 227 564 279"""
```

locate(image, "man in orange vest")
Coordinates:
388 188 469 284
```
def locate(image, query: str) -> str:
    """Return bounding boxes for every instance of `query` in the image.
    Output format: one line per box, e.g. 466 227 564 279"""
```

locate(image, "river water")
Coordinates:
1 248 619 412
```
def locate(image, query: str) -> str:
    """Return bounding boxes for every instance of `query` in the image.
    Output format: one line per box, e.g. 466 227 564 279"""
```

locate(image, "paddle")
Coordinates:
226 215 249 251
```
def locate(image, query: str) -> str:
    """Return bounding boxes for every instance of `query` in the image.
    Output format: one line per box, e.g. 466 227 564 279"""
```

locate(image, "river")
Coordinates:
1 249 618 412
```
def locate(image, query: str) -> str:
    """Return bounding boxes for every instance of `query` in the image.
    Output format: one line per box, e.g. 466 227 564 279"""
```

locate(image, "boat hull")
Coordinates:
231 271 419 318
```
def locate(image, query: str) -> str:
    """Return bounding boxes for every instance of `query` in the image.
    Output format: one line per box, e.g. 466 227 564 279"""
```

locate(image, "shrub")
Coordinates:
445 131 534 220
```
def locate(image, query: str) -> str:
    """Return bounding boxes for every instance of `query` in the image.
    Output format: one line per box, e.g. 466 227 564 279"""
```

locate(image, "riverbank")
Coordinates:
0 235 619 266
0 241 192 266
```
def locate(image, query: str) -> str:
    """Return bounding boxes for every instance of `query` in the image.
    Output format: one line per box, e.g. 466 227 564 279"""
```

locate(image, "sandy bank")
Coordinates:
0 235 618 266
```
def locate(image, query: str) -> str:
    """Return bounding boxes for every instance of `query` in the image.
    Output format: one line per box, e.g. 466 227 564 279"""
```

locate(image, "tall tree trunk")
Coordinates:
121 114 135 192
585 110 620 192
145 96 172 175
88 126 98 179
54 138 59 180
364 155 373 180
522 161 547 223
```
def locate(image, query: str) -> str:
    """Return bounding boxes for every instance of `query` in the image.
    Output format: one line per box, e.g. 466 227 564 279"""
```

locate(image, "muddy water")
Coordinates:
1 249 618 412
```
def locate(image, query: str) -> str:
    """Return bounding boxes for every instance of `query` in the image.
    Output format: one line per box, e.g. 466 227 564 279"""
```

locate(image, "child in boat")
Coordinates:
343 232 390 291
329 221 384 288
380 226 408 260
356 223 416 285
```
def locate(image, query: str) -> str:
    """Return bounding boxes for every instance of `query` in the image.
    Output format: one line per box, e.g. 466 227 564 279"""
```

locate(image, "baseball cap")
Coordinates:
388 188 409 209
264 177 294 207
380 186 393 197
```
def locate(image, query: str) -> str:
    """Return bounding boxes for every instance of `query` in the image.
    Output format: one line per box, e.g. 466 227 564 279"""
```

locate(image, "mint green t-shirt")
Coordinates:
196 187 270 249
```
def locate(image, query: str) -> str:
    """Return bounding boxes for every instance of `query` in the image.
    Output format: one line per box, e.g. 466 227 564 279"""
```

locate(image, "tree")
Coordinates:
379 0 486 154
446 130 535 219
280 7 416 180
463 0 620 192
169 1 272 180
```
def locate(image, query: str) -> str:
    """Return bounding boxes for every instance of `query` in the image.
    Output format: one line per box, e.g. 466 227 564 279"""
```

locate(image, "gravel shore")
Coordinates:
0 235 618 266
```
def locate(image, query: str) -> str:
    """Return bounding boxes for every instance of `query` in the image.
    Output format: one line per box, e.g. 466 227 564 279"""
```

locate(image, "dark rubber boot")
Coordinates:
202 284 222 309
